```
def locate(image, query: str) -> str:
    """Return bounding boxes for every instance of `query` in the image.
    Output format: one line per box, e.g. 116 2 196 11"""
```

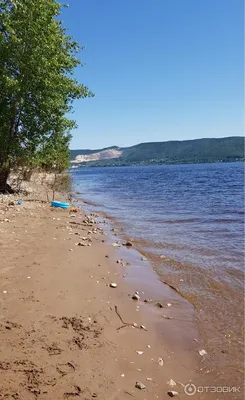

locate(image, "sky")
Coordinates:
61 0 244 150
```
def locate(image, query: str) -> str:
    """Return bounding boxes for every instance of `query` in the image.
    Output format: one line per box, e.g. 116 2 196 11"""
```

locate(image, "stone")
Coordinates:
109 283 117 288
136 351 143 355
156 302 163 308
167 391 178 397
141 256 147 261
123 241 133 247
158 357 164 366
132 293 140 300
167 379 176 387
140 325 147 330
199 349 207 356
135 382 146 390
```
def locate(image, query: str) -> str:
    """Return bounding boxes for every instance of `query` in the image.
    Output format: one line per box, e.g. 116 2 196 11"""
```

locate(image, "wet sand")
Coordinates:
0 188 242 399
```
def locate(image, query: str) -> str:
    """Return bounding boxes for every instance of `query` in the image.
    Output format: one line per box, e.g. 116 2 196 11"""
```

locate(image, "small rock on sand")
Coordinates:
156 302 163 308
109 283 117 288
199 349 207 356
158 357 164 366
132 293 140 300
167 379 176 387
167 391 179 397
123 241 133 247
135 382 146 390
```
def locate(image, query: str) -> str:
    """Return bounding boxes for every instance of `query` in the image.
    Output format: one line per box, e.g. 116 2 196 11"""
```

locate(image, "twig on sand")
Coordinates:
114 305 142 331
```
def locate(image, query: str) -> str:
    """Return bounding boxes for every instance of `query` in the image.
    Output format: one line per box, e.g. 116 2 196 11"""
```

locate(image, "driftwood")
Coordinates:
114 305 143 331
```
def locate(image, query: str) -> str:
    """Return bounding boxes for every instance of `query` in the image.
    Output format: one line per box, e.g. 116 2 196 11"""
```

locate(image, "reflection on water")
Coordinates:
73 162 244 386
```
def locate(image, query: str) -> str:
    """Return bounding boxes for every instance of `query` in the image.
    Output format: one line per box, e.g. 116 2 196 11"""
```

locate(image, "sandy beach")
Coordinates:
0 183 242 399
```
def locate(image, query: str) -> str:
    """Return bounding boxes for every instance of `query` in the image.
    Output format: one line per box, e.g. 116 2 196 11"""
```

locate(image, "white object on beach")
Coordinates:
3 290 7 294
199 349 207 356
167 379 177 387
109 283 117 288
167 303 172 307
158 357 164 366
136 351 144 355
135 381 146 390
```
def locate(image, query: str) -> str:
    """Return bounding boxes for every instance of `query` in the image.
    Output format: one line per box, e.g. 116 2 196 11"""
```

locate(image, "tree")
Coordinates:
0 0 93 191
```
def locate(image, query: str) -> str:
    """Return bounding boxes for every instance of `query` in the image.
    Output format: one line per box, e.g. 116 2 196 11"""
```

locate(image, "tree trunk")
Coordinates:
0 168 12 193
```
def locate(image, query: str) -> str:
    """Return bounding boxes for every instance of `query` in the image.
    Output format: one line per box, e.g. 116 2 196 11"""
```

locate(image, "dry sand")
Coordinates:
0 186 242 399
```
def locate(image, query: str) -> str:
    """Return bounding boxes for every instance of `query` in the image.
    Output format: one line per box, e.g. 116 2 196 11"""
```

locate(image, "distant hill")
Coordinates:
70 137 244 167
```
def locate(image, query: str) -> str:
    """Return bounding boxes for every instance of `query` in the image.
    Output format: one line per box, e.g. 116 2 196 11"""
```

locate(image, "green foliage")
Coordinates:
0 0 93 188
71 137 245 167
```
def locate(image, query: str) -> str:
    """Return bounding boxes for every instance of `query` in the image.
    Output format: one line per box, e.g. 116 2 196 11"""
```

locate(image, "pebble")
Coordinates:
109 283 117 288
69 249 73 252
123 241 133 247
199 349 207 356
120 374 125 377
167 391 179 397
167 303 172 307
158 357 164 366
147 345 151 348
140 325 147 330
167 379 176 387
27 276 31 279
156 302 163 308
135 382 145 390
146 378 152 381
3 290 7 294
136 351 144 355
141 256 147 261
132 293 140 300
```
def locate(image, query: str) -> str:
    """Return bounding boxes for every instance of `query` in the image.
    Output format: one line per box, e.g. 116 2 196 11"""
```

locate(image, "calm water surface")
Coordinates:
73 162 244 383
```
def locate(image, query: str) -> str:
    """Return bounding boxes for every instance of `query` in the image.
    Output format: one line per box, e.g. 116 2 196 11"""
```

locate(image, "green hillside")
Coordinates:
70 137 244 166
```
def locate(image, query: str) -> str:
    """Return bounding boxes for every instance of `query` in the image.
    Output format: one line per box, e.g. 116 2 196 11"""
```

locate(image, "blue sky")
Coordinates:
62 0 244 149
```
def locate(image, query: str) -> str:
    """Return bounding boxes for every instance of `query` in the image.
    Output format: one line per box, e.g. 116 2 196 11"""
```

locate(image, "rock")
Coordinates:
123 241 133 247
132 293 140 300
109 283 117 288
141 256 147 261
76 242 87 246
167 379 176 387
199 349 207 356
156 302 163 308
136 351 144 355
133 322 138 327
167 303 172 307
167 391 178 397
158 357 164 366
135 382 146 390
146 378 152 381
112 242 121 247
160 254 165 259
105 255 109 258
144 298 152 303
140 325 147 330
116 260 121 264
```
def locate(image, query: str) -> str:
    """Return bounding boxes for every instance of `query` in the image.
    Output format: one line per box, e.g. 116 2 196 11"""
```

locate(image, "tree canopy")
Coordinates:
0 0 93 190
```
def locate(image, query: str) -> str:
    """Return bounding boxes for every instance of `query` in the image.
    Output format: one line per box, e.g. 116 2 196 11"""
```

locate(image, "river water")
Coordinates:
72 162 244 387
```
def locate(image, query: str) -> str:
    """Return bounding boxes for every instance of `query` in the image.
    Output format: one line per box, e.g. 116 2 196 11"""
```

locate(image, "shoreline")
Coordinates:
0 183 242 398
75 193 244 392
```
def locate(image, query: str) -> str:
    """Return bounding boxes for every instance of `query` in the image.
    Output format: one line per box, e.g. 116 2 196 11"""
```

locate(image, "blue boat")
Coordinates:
51 201 70 209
